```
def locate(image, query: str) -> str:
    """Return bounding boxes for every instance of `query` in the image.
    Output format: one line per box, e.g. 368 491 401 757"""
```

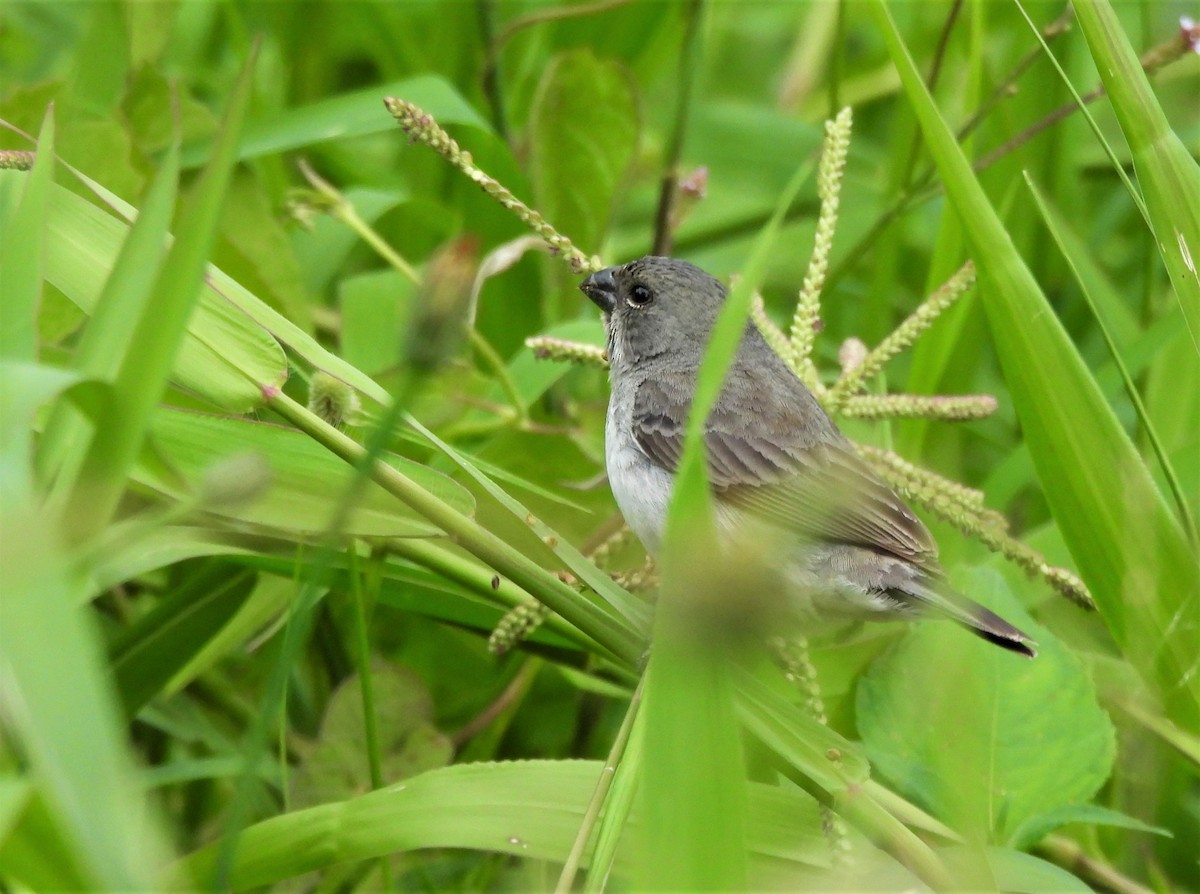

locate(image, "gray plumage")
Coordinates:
581 256 1036 658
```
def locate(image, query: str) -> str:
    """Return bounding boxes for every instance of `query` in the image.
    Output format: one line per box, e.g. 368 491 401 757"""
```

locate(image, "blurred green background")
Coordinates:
1 1 1197 891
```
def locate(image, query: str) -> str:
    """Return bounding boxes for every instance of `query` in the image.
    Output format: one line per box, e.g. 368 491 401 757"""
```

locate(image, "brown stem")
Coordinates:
449 658 539 747
652 0 705 256
1035 835 1155 894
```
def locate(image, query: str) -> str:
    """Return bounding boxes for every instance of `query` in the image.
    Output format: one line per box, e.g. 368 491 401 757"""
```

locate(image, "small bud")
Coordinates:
1180 17 1199 54
199 452 272 508
838 337 868 374
308 372 361 428
0 150 36 171
406 236 479 373
669 166 709 232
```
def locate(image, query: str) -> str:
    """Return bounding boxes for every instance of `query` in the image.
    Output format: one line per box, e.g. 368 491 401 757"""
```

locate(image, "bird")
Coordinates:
580 256 1036 657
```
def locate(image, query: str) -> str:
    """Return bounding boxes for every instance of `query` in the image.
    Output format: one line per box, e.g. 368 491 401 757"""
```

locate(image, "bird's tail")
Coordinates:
906 575 1038 658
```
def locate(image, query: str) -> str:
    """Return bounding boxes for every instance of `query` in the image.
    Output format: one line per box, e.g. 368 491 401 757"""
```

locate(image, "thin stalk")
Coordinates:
974 19 1194 173
956 9 1074 142
1035 835 1155 894
828 0 845 116
825 12 1190 293
348 551 384 792
861 779 962 842
298 159 420 284
469 328 528 423
492 0 637 48
556 677 643 894
264 389 642 666
475 0 509 141
652 0 704 256
834 788 954 892
897 0 963 189
347 551 392 890
449 657 539 748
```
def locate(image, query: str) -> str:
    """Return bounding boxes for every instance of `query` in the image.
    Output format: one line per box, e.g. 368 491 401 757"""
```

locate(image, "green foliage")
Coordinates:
857 568 1115 846
1 1 1197 891
529 50 640 263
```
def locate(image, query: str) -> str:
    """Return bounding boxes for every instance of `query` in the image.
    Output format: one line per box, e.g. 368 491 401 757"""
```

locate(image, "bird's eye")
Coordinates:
627 283 653 307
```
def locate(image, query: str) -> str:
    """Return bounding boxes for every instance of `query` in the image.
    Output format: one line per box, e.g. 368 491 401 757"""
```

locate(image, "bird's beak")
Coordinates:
579 266 617 314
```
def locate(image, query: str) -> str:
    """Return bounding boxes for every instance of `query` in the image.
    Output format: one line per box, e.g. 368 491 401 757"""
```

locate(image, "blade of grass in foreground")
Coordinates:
69 49 258 543
1025 174 1196 545
37 142 179 500
637 153 814 892
870 0 1200 731
0 110 52 363
1069 0 1200 356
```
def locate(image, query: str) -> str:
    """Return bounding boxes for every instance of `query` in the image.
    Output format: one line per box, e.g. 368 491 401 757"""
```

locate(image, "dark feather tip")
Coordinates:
970 605 1038 658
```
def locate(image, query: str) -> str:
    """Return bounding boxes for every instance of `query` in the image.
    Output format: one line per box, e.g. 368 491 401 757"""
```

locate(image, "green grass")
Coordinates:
1 2 1197 891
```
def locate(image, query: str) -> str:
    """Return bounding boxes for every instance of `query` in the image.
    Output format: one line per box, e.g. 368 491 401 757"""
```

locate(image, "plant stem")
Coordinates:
469 328 528 423
475 0 509 141
264 389 643 666
1036 835 1154 894
298 159 420 284
556 676 643 894
652 0 704 256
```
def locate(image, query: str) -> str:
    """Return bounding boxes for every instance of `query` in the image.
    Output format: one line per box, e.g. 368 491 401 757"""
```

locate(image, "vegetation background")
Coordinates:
1 1 1197 891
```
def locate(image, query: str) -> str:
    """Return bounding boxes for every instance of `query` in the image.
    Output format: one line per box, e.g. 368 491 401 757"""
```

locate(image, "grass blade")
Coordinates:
70 48 258 541
1070 0 1200 356
0 109 53 362
871 0 1200 729
38 142 179 496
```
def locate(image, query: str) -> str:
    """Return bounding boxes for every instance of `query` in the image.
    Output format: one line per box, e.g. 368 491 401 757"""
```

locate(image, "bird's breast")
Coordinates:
605 391 673 556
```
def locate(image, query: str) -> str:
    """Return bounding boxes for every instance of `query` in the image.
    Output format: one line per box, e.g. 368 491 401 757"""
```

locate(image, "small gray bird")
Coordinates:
581 256 1036 657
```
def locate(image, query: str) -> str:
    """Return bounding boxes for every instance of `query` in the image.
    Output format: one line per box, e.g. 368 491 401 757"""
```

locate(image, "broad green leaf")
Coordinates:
856 568 1115 844
844 845 1094 893
529 49 638 264
63 1 128 116
870 0 1200 730
58 168 386 413
180 75 490 167
1071 0 1200 357
138 407 474 537
0 778 33 846
294 188 406 295
291 666 453 807
172 760 827 890
339 268 413 377
213 170 314 328
965 847 1094 894
492 318 606 411
44 179 286 414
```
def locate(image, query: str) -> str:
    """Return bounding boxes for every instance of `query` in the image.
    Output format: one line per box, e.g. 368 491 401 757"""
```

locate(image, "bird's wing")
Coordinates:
631 373 937 563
